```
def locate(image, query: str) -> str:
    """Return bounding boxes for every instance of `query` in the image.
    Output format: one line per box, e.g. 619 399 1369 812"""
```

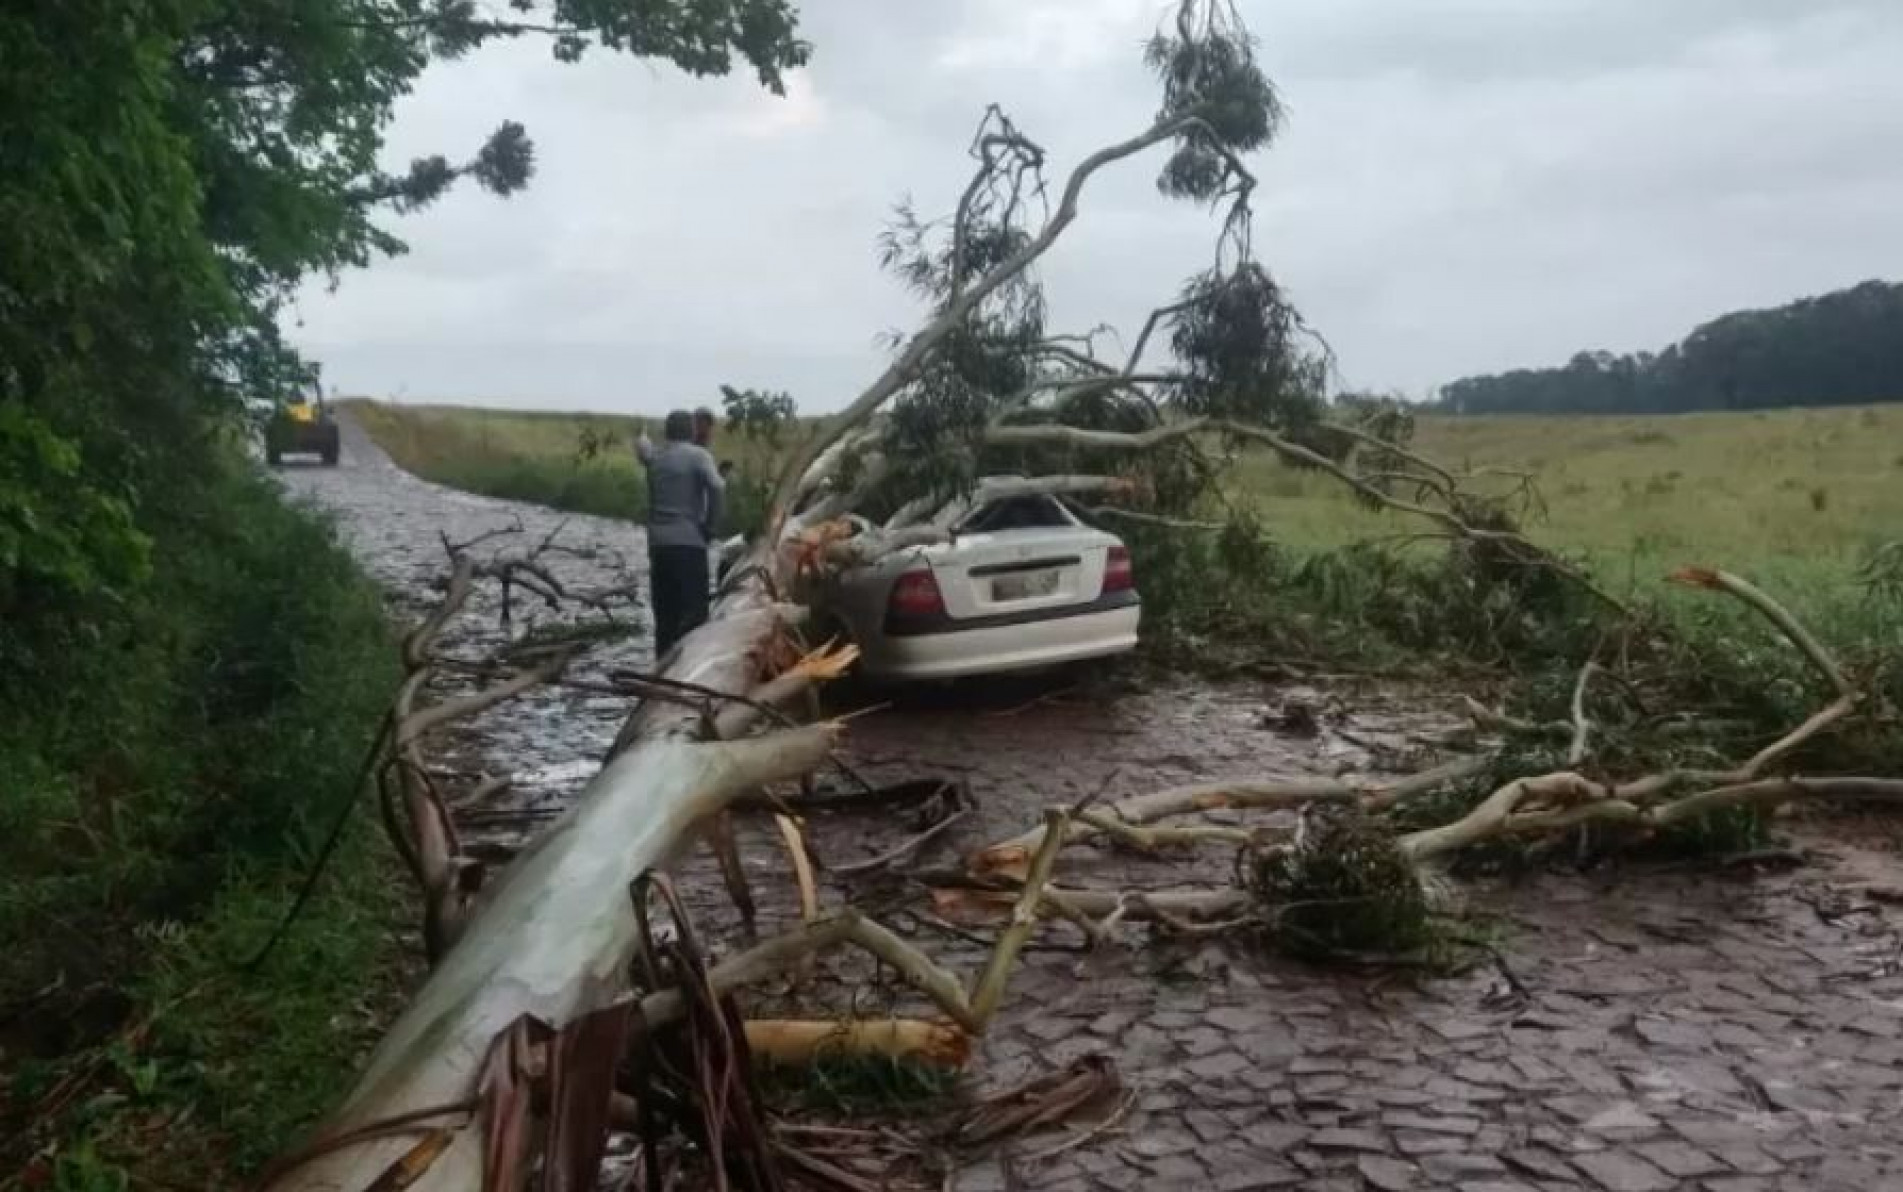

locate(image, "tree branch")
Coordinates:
769 111 1205 529
1567 660 1600 768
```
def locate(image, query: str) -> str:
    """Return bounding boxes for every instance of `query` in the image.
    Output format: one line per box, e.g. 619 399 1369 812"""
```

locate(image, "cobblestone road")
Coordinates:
287 421 1903 1192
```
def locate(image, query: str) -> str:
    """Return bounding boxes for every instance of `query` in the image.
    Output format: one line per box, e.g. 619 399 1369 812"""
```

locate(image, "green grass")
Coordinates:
353 399 1903 579
345 399 791 533
1235 405 1903 593
1 451 412 1188
349 398 1903 712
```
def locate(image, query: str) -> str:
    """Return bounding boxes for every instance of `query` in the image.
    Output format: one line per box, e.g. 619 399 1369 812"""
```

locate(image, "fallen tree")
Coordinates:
938 566 1901 955
261 4 1902 1187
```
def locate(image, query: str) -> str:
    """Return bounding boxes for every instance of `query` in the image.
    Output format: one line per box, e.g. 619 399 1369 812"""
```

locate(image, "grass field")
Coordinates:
1237 404 1903 602
345 400 787 527
349 398 1903 588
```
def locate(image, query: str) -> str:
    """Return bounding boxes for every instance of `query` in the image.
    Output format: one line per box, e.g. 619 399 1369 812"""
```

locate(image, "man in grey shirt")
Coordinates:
636 409 725 657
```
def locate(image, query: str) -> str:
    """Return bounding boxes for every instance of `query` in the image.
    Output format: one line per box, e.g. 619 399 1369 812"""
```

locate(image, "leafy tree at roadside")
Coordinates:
0 3 808 1180
1 0 807 632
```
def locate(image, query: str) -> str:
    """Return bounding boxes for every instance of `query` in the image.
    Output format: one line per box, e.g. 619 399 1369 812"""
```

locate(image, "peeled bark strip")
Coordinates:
971 778 1359 878
266 725 836 1191
969 764 1489 880
745 1019 972 1069
1398 773 1604 860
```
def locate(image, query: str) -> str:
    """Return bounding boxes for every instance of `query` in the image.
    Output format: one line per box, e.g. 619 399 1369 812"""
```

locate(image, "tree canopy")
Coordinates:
1 0 807 630
1438 279 1903 415
804 0 1327 527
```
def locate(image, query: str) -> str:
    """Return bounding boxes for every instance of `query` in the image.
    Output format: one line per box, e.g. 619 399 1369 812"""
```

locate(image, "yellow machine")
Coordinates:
265 384 340 466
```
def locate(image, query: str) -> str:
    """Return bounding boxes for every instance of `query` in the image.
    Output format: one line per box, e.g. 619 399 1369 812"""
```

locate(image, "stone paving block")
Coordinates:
1356 1154 1419 1190
1418 1152 1510 1182
1570 1150 1675 1192
1233 1120 1309 1151
1209 1162 1304 1190
1088 1009 1136 1036
1422 1075 1509 1104
1186 1051 1254 1079
1124 1126 1198 1159
1382 1111 1482 1136
1310 1126 1389 1153
1633 1139 1725 1179
1136 1153 1203 1182
1580 1102 1660 1138
1502 1148 1580 1183
1394 1131 1468 1157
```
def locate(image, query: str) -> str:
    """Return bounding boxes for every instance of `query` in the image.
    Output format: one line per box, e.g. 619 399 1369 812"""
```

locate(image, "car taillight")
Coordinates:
887 567 946 618
1102 545 1134 594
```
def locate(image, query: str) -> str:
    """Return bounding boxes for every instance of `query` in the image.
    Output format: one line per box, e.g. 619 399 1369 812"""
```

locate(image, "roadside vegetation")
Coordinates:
351 397 1903 636
347 396 796 536
351 400 1903 560
347 400 652 521
3 1 811 1185
0 455 413 1186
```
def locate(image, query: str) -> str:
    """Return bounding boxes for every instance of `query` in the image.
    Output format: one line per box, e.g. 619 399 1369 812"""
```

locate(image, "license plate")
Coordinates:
992 570 1059 601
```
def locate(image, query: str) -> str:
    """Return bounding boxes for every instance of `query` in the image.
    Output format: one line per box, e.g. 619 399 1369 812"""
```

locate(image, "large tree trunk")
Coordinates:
264 563 826 1191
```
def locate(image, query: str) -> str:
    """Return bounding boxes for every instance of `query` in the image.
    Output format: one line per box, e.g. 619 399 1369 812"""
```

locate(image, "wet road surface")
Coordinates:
283 422 1903 1191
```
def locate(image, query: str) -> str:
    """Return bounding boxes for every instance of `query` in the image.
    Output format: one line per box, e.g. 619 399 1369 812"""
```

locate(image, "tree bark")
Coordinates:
264 540 833 1190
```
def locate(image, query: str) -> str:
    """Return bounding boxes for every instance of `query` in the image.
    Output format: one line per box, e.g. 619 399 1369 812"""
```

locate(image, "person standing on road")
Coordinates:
639 409 725 658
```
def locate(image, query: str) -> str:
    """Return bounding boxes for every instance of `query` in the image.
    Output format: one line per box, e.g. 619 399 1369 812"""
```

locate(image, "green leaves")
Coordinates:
1145 0 1281 204
3 0 810 630
1168 262 1326 427
718 384 798 444
472 120 535 195
0 404 151 605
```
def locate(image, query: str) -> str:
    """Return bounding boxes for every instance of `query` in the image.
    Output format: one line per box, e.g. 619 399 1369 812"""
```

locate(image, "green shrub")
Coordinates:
0 453 407 1184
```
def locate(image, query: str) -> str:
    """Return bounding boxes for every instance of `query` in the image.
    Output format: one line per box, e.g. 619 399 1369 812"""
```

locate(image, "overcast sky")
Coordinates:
287 0 1903 413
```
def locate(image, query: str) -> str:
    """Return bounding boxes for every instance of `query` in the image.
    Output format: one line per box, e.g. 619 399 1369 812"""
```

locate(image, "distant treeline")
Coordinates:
1438 279 1903 415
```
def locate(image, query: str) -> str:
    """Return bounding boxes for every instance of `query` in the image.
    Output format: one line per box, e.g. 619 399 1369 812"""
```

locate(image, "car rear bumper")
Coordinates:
860 597 1140 681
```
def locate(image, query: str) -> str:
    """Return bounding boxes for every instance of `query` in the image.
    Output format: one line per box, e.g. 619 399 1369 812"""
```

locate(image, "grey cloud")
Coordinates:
294 1 1903 410
1269 0 1894 84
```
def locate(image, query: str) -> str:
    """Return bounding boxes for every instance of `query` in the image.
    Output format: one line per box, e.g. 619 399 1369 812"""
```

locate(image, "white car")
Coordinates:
815 489 1141 682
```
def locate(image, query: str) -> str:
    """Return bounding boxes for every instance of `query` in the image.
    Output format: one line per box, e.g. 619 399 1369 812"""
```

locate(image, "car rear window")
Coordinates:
955 494 1073 533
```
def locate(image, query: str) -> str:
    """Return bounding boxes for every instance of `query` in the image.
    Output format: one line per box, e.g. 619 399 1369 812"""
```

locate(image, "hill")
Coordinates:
1439 280 1903 415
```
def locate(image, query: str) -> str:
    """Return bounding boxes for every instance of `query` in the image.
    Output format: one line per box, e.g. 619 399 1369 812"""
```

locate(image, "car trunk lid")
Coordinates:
923 525 1109 622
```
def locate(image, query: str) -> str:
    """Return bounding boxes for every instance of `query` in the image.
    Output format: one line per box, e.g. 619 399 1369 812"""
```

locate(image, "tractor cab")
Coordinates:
265 377 341 466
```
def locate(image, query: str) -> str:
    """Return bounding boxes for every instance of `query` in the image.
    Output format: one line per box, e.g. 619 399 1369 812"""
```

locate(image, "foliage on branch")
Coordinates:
1244 803 1432 959
1168 263 1326 426
1146 0 1282 209
719 385 799 445
817 1 1323 525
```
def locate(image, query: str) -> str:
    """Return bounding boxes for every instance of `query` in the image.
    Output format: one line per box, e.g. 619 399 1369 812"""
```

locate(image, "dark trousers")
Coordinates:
649 544 710 659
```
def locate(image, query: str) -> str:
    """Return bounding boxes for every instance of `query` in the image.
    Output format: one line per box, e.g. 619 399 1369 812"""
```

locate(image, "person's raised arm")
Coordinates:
633 422 655 466
697 449 726 540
